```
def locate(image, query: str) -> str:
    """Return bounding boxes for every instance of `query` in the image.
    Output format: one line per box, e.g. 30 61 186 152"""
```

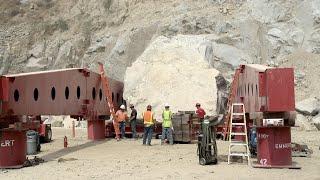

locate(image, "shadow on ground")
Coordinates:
41 139 109 161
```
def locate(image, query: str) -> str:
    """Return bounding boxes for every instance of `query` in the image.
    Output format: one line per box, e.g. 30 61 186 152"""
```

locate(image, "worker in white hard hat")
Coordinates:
161 103 173 145
115 104 128 141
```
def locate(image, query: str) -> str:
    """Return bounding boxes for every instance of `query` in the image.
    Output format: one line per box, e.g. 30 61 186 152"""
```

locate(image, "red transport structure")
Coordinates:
222 64 297 168
0 68 123 168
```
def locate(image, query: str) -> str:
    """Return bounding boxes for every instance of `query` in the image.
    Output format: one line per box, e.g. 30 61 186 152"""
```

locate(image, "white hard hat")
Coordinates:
164 103 170 107
120 105 125 109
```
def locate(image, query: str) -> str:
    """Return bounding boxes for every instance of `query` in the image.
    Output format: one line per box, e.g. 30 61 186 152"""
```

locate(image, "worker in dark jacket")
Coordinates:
129 104 137 139
196 103 206 133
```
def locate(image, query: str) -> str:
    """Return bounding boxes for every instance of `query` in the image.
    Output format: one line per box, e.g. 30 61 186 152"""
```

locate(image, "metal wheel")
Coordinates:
199 158 206 165
45 128 52 142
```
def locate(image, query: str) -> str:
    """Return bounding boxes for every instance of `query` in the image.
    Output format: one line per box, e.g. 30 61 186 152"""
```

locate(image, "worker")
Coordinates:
115 104 128 140
161 103 173 145
129 104 137 139
195 103 206 133
142 105 155 146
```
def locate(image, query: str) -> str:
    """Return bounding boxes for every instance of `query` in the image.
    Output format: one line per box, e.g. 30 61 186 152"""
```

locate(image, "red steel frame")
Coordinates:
231 64 296 168
235 64 295 114
0 68 123 168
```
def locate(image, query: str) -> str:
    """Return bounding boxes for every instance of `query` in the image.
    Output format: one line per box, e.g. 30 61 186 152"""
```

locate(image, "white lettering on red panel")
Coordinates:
260 159 268 165
275 143 291 149
257 133 269 139
0 140 15 147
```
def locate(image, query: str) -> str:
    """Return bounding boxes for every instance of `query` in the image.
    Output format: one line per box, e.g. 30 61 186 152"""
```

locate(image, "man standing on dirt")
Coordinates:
142 105 155 146
129 104 137 139
196 103 206 133
115 105 128 140
161 103 173 145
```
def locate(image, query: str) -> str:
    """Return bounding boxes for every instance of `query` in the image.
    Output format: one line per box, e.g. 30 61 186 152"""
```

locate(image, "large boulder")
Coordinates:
295 114 317 131
296 97 320 116
312 115 320 130
124 35 221 120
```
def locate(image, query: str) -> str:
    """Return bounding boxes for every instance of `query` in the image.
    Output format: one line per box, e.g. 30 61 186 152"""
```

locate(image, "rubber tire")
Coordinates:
199 158 206 165
37 143 41 152
44 128 52 142
212 158 218 164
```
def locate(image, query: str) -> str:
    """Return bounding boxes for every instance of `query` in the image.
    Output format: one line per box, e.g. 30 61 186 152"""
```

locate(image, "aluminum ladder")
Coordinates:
227 103 250 165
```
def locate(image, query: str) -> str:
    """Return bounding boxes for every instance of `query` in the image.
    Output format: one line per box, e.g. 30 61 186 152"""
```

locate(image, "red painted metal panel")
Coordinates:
0 77 9 101
257 126 292 166
258 72 266 97
2 68 123 116
266 68 295 112
38 124 47 137
0 130 26 168
87 120 105 140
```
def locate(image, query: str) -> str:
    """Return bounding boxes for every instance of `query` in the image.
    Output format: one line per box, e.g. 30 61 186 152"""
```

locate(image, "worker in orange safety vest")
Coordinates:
115 104 129 141
142 105 156 146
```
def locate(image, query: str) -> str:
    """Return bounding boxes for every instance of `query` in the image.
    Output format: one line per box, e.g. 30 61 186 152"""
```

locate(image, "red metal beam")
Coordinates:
0 68 123 117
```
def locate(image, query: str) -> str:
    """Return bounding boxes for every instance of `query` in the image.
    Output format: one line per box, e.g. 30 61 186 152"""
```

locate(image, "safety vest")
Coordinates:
162 110 172 128
143 111 154 126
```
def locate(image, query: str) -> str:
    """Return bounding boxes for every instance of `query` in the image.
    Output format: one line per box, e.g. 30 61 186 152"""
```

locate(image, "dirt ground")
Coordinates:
0 127 319 180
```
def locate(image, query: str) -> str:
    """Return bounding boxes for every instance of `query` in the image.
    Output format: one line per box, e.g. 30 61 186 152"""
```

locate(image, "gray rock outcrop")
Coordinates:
296 97 320 116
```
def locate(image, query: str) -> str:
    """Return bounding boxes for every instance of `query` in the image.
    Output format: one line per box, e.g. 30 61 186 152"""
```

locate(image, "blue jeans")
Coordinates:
162 127 173 145
119 121 126 138
130 120 137 138
143 126 153 145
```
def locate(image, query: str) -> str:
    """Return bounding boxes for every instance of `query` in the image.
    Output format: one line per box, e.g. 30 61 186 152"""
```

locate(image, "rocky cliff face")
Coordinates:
1 0 320 101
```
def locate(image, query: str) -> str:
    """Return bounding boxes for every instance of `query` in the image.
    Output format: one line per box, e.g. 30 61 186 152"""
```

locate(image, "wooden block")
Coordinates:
181 114 190 124
173 131 183 141
183 137 191 142
172 114 182 124
181 124 190 132
178 111 195 115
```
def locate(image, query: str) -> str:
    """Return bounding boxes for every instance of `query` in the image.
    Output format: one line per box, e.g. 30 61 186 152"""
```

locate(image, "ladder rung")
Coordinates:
206 143 215 145
230 141 248 146
229 152 249 157
232 113 245 116
231 123 245 126
230 132 246 136
232 103 244 106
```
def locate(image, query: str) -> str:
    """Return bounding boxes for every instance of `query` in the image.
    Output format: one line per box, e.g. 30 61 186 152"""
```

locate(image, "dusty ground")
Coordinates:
0 127 319 180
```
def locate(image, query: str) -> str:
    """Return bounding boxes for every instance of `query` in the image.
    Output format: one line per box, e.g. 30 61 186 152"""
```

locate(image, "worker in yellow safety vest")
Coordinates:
142 105 155 146
161 103 173 145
